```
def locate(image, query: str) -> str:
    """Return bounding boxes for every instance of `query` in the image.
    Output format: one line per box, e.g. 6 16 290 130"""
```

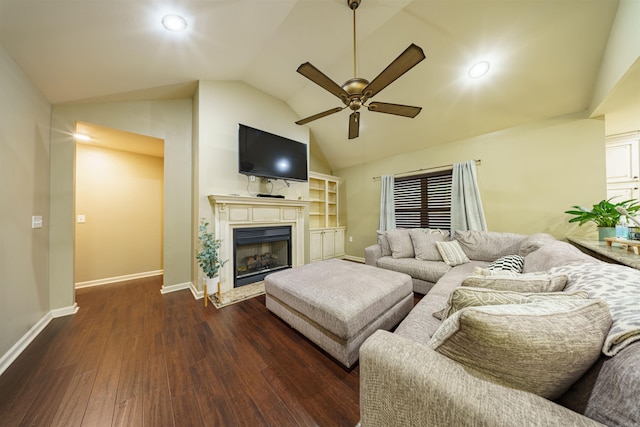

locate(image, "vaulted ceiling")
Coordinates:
0 0 627 170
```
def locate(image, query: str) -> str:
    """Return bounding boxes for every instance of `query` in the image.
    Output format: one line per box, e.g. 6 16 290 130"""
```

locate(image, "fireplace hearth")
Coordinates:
233 226 292 287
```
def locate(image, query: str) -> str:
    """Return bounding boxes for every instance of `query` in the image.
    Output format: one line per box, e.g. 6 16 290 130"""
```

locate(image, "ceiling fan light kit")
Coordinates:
295 0 425 139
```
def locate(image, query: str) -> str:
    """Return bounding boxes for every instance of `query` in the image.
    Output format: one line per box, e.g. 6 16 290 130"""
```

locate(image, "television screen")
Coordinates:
238 124 308 182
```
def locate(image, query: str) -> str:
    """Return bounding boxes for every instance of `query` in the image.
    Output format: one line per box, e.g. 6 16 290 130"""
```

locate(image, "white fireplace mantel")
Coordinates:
207 195 309 293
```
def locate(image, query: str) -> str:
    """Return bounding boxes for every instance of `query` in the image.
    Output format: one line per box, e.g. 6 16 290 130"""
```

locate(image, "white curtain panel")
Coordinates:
379 175 396 231
451 160 487 232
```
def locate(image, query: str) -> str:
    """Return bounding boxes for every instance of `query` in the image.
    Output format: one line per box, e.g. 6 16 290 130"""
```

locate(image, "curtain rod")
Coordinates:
372 159 481 181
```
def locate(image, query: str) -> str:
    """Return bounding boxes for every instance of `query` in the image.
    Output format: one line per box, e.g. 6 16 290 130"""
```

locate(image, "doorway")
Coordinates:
74 121 165 287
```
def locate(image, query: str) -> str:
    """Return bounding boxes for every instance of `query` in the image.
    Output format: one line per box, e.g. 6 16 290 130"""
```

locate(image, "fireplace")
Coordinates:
233 226 292 287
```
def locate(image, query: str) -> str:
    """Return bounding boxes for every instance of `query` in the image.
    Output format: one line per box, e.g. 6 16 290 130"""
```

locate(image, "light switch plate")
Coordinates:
77 214 86 223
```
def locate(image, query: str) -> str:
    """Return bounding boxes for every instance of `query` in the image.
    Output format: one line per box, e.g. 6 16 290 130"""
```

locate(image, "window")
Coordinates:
394 170 452 229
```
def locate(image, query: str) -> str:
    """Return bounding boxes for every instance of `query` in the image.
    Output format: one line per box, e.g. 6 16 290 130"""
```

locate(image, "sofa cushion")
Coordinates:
454 230 527 262
551 262 640 356
428 299 612 400
518 233 558 257
408 228 449 261
462 272 568 292
435 240 470 266
523 240 599 273
386 229 414 258
486 254 524 273
376 256 451 284
376 230 392 257
441 286 590 320
558 340 640 427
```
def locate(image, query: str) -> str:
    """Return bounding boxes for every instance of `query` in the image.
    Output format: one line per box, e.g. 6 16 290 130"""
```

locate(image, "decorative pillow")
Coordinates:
376 230 392 257
473 266 520 277
435 240 470 266
409 228 449 261
385 229 414 259
428 299 612 400
454 230 527 262
462 272 568 292
551 262 640 356
440 286 590 320
486 254 524 273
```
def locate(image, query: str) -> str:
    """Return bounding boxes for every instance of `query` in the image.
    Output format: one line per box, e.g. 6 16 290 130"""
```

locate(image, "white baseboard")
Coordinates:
0 303 78 377
160 281 192 295
343 255 365 263
75 270 163 288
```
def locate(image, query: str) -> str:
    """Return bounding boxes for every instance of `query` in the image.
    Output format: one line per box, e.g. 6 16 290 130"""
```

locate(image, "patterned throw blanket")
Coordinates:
550 263 640 356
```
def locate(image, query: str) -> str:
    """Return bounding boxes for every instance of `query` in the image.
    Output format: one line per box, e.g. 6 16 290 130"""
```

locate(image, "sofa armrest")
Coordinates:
364 244 382 266
359 330 605 427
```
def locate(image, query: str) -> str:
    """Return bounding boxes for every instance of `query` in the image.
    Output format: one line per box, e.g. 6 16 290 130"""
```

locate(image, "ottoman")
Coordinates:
265 259 413 368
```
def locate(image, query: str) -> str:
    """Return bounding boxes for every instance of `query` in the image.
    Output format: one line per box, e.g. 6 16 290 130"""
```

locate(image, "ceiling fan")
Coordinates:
295 0 425 139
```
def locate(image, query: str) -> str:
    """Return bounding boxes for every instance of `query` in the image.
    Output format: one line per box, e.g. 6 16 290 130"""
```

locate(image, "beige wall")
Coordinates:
50 99 192 309
0 46 52 360
335 113 606 258
194 81 310 289
75 144 164 284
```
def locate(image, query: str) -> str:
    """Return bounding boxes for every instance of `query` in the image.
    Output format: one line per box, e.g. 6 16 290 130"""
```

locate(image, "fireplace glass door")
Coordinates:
233 226 292 287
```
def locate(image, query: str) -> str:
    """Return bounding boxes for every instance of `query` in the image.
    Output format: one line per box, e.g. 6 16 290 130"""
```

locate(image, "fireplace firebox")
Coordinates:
233 226 292 287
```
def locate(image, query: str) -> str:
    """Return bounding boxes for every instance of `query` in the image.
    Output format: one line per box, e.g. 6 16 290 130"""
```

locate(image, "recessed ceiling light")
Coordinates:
468 61 491 79
162 14 187 32
74 133 91 141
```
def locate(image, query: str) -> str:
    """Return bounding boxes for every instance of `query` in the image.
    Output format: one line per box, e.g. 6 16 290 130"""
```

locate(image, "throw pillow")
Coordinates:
462 272 568 292
428 299 612 400
486 254 524 273
441 286 590 320
435 240 470 266
385 229 414 259
376 230 392 257
454 230 527 262
473 266 520 277
409 228 449 261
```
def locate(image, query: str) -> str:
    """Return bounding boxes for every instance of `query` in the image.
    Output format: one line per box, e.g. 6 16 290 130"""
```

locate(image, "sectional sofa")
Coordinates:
360 229 640 426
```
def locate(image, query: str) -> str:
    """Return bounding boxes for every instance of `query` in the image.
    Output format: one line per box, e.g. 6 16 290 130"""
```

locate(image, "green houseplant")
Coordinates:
196 220 227 295
565 198 640 240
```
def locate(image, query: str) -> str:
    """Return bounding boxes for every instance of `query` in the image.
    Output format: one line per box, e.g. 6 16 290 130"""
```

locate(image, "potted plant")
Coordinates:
565 198 640 240
196 220 227 296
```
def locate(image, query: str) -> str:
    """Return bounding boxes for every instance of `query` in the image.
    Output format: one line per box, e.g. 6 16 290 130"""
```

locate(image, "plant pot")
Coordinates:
598 227 616 241
205 276 220 296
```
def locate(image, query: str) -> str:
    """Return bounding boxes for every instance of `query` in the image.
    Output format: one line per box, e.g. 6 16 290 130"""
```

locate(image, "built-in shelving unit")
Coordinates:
308 172 345 262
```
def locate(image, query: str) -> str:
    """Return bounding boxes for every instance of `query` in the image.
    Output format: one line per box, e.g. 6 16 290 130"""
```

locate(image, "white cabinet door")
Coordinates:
322 229 335 259
606 139 639 184
607 182 640 202
333 228 345 257
309 230 324 263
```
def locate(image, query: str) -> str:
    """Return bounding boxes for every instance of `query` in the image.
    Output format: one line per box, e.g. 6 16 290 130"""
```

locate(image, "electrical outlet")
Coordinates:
250 175 256 182
349 236 353 242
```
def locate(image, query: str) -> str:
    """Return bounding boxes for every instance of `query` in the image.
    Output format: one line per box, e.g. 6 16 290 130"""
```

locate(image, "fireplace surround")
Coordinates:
207 195 308 294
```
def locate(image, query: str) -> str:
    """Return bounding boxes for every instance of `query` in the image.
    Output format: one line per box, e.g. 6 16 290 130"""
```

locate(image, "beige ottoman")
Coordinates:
265 259 413 368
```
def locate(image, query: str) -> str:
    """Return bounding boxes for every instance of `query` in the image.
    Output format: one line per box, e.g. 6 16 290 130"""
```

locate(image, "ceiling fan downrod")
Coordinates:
348 0 361 78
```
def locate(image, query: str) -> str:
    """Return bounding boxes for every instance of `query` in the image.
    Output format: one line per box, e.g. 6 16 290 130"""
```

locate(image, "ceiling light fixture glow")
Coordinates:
73 133 91 141
468 61 491 79
162 14 187 32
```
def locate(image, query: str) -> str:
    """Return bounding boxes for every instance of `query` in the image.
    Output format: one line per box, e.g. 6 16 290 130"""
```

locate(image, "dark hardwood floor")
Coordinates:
0 276 377 427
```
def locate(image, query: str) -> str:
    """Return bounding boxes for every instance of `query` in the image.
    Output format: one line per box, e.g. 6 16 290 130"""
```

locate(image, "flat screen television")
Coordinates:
238 124 308 182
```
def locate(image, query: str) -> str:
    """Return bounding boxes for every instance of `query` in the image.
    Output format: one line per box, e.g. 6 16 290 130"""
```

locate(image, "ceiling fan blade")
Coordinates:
367 102 422 118
348 111 360 139
363 44 425 99
295 107 344 125
297 62 350 102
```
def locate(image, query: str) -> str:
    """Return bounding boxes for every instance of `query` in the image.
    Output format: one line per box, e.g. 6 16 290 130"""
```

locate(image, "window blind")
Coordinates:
394 171 452 229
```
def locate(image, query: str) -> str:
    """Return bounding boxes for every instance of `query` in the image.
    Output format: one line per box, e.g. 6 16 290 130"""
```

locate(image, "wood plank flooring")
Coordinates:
0 276 407 426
